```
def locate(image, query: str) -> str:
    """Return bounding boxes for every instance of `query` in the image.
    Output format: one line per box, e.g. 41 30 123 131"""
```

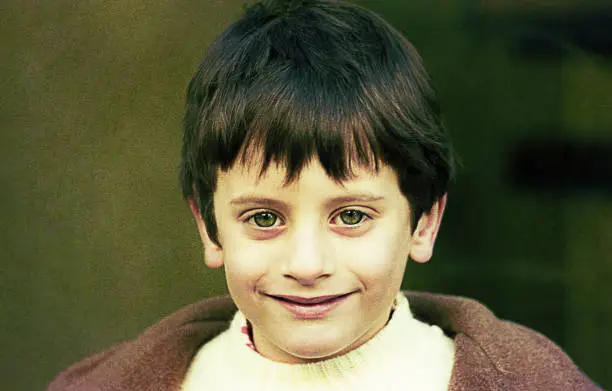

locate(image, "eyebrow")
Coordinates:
229 194 385 209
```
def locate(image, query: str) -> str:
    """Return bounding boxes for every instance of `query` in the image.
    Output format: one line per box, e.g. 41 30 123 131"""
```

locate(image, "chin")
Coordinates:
280 338 351 363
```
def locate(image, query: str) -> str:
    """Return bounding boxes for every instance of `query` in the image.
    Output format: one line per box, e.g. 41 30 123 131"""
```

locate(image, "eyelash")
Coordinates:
243 208 372 229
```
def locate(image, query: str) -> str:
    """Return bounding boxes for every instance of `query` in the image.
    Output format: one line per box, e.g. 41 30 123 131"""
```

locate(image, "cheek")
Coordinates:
224 244 266 276
223 236 282 290
338 226 411 281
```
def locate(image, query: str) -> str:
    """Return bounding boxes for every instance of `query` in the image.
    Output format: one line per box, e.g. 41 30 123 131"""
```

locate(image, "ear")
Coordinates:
408 194 447 264
188 198 224 268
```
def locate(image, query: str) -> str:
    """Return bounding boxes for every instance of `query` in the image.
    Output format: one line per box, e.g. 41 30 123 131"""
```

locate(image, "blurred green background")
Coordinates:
2 1 611 389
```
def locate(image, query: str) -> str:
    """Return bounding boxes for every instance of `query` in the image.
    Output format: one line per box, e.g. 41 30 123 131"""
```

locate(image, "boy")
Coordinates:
48 0 601 390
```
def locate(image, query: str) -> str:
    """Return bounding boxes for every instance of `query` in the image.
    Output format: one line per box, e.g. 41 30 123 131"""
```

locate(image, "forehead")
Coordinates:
216 160 401 197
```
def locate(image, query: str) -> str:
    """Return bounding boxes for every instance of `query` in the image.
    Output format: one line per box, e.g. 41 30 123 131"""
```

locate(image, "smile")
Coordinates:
268 292 354 319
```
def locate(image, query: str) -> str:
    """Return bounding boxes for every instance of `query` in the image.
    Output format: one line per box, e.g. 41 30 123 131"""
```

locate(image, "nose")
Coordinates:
282 225 334 285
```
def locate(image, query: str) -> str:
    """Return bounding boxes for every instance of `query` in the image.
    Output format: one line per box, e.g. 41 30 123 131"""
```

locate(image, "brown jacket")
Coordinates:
47 291 602 390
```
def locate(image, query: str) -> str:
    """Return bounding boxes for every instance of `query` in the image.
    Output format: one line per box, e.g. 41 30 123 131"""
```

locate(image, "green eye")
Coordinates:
252 212 278 228
339 210 365 225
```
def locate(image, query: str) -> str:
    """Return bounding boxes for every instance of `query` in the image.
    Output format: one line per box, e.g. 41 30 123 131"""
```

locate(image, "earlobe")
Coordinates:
188 198 224 269
409 194 447 264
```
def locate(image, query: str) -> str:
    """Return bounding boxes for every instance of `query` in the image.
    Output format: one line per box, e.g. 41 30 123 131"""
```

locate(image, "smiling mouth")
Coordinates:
268 292 354 319
269 292 354 305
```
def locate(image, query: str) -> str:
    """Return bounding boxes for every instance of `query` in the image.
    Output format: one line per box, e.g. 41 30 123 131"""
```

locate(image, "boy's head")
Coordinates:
180 0 455 363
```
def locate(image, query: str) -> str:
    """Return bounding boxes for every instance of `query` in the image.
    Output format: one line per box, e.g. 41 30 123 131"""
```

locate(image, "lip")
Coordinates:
272 294 350 304
269 292 353 319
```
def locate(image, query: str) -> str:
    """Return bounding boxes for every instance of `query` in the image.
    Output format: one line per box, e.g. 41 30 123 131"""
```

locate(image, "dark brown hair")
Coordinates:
180 0 456 246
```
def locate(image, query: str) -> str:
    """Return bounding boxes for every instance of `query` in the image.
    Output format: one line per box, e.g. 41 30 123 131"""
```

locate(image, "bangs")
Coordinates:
198 66 385 186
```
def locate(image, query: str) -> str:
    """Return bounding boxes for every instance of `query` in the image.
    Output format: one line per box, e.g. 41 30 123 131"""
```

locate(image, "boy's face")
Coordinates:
191 159 445 364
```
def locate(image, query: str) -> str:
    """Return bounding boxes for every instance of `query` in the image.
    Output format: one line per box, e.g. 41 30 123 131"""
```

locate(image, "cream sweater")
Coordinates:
182 292 455 391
